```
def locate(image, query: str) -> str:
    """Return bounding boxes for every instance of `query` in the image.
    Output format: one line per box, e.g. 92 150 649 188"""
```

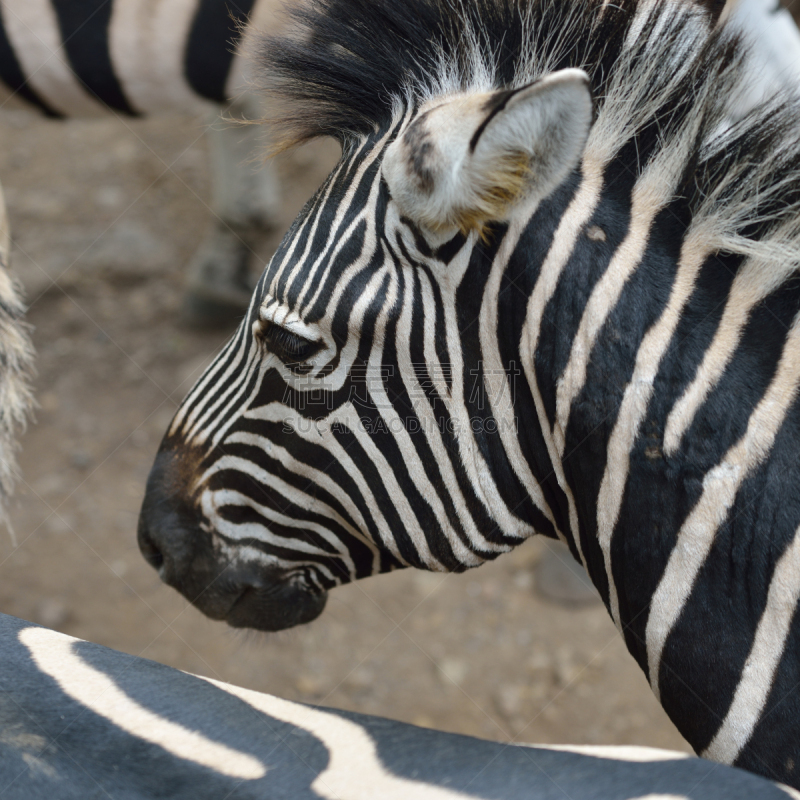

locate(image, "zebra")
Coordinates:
137 0 800 788
3 612 799 800
0 0 284 323
0 179 33 530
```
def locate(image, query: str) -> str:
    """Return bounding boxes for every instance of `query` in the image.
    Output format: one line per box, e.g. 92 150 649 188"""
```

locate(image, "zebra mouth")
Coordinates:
224 582 328 632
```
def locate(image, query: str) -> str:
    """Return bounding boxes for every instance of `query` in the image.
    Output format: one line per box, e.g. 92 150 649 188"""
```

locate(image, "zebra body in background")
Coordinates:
0 0 284 322
2 612 798 800
138 0 800 788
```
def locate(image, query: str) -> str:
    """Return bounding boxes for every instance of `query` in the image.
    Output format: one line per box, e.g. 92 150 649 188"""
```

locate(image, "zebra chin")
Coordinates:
137 449 328 632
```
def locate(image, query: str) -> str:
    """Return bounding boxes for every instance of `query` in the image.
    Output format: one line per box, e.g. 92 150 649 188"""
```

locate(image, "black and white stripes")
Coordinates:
7 612 798 800
0 0 267 116
139 0 800 789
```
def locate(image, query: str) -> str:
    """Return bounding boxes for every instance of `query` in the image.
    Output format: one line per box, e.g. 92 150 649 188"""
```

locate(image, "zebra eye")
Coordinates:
257 321 321 365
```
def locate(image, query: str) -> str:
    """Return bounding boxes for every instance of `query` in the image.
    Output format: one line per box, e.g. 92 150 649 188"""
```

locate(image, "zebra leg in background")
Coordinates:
534 540 601 607
0 181 33 528
182 96 282 326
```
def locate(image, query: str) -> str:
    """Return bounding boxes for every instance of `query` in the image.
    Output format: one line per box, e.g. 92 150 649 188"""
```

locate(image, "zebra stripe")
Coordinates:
53 0 136 114
172 319 254 440
294 132 395 315
596 227 715 629
0 0 268 116
662 236 800 456
0 6 58 114
108 0 208 113
203 679 470 800
703 521 800 764
185 0 257 103
479 208 559 542
1 0 106 116
322 401 443 567
519 159 605 568
553 116 704 461
22 626 266 780
646 312 800 698
248 402 418 565
9 613 795 799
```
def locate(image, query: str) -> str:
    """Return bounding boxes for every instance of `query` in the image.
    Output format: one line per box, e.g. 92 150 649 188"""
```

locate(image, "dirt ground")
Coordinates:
0 107 691 753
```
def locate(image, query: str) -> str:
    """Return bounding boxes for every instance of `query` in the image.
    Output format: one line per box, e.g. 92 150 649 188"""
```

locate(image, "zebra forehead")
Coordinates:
260 132 402 315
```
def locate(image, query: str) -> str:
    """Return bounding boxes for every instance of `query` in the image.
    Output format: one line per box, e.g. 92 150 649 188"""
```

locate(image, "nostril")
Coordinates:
139 449 200 585
144 545 165 571
137 520 165 572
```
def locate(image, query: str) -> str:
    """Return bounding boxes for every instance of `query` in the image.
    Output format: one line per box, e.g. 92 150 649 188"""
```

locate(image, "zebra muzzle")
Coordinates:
138 449 327 632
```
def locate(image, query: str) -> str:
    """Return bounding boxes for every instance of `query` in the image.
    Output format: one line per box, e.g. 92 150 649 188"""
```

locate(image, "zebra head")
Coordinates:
137 76 591 630
138 0 742 630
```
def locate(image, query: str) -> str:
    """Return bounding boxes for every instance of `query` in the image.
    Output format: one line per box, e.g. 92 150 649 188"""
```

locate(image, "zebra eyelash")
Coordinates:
256 321 322 366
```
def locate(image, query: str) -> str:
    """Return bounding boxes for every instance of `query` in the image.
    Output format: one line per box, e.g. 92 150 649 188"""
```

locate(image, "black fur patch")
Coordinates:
51 0 138 114
185 0 256 103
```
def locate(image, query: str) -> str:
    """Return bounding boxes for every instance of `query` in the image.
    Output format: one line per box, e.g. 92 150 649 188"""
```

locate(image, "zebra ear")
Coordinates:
383 69 592 233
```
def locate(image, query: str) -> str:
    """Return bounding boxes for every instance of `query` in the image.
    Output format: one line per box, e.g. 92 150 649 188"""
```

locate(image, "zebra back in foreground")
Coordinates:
2 612 798 800
138 0 800 788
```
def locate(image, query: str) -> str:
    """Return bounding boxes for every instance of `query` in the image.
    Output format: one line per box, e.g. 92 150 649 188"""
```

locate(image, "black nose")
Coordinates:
137 457 165 571
137 521 165 571
138 450 198 588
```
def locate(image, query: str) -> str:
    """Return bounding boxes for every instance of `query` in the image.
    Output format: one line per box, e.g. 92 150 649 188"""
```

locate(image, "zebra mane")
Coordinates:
255 0 800 273
255 0 726 143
